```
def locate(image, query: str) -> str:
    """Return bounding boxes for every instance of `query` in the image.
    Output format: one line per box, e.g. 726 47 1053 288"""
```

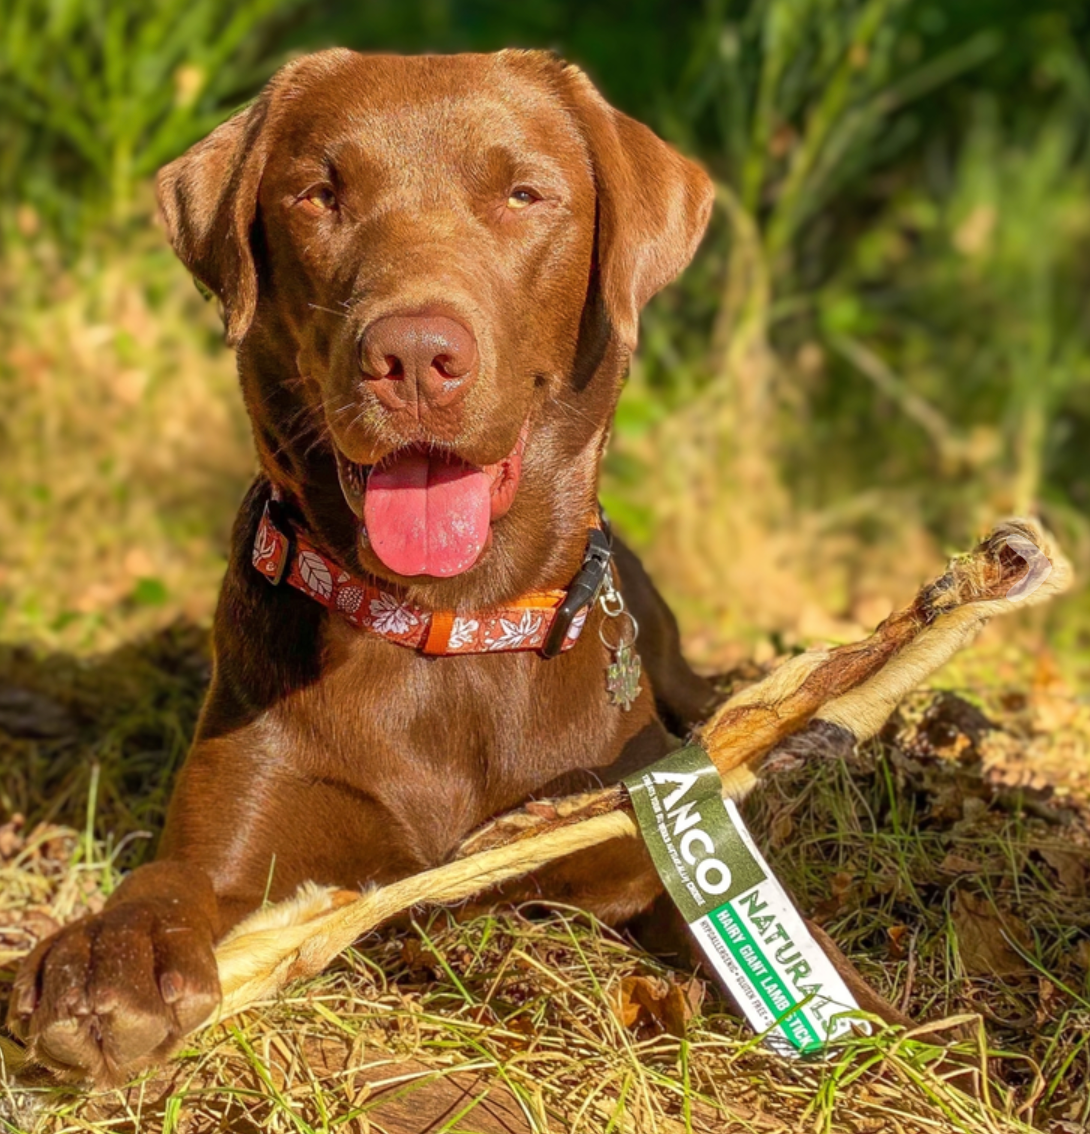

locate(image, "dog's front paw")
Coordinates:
8 898 220 1084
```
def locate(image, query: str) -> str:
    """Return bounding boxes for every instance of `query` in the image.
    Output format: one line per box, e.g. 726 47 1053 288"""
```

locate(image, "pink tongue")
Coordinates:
364 450 492 577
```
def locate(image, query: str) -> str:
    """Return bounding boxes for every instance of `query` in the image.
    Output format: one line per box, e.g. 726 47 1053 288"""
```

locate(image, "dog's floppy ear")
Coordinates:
156 100 269 346
560 65 714 349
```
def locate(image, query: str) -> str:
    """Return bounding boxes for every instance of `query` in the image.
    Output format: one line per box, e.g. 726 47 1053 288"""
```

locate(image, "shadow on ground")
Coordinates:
0 623 212 860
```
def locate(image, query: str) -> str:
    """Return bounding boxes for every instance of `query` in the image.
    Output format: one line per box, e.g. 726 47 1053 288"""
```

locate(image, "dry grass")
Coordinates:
614 350 1090 681
1 627 1089 1133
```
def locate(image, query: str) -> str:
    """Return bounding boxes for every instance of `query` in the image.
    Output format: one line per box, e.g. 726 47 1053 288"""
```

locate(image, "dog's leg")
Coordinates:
7 852 222 1085
7 720 416 1084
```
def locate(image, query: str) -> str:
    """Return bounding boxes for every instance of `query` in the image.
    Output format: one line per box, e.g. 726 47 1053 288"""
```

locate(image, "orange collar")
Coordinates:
252 495 607 657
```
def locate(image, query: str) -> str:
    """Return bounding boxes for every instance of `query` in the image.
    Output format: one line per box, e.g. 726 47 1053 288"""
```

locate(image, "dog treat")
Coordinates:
210 519 1069 1022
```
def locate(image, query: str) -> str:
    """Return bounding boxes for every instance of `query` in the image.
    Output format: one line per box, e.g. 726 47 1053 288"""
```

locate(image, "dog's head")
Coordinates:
158 49 711 604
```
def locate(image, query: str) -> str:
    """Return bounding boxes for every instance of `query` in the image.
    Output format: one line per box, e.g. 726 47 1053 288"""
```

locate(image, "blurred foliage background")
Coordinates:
1 0 1088 678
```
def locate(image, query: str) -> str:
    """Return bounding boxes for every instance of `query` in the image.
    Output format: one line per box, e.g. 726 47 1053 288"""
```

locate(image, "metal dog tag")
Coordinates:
599 576 642 711
606 642 642 711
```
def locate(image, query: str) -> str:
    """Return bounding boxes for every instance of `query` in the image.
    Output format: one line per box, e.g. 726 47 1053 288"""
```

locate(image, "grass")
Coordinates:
0 227 253 653
1 626 1089 1132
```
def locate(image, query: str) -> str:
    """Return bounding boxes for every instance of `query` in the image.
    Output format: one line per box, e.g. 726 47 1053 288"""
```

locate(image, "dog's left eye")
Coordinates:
506 188 540 210
301 186 337 213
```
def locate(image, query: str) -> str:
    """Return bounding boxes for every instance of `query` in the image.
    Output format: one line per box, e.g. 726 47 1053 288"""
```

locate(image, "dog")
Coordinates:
9 49 903 1085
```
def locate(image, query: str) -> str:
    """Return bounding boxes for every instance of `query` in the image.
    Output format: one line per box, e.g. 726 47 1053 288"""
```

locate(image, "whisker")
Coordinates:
302 421 334 459
261 396 329 464
308 303 351 319
553 397 598 428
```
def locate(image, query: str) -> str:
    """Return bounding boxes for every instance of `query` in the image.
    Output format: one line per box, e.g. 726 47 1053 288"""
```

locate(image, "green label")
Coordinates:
625 745 865 1056
624 745 766 923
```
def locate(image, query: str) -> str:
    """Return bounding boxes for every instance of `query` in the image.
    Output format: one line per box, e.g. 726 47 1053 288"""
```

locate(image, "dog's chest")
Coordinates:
274 624 655 864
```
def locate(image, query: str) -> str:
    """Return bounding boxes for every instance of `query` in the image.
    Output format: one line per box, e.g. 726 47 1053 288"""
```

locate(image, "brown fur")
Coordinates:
10 49 720 1084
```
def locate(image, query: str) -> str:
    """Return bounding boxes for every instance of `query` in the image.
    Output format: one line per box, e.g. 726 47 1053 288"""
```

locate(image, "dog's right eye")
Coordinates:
300 186 337 213
506 188 540 210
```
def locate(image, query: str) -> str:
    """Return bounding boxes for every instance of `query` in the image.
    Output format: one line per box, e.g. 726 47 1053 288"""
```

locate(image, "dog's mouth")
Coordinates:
335 423 528 578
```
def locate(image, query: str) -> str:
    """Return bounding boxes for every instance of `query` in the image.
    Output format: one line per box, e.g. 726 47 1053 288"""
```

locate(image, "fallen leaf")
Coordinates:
614 974 662 1029
24 824 75 863
811 870 858 923
15 907 59 942
769 808 794 849
1030 651 1079 732
399 938 440 979
0 813 25 859
1036 845 1088 897
940 853 983 875
999 691 1028 713
613 974 704 1038
952 890 1032 977
468 1003 501 1027
503 1013 535 1051
1036 977 1056 1027
887 925 911 960
1074 939 1090 972
916 692 995 759
928 782 969 823
662 976 705 1037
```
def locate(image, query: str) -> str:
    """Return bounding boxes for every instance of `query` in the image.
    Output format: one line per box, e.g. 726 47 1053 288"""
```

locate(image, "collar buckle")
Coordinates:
541 526 613 659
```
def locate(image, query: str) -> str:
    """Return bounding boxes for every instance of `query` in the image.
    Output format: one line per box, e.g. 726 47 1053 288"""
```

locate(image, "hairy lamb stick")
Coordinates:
456 519 1067 854
210 519 1069 1020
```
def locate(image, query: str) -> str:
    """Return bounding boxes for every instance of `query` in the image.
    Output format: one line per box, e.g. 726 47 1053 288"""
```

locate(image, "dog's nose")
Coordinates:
359 315 479 413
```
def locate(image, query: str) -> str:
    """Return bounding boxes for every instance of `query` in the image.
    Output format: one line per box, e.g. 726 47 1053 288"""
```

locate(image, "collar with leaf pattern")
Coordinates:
252 492 610 657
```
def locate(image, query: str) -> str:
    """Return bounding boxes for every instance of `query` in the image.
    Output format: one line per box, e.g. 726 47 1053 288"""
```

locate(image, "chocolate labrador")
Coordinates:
8 49 900 1085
